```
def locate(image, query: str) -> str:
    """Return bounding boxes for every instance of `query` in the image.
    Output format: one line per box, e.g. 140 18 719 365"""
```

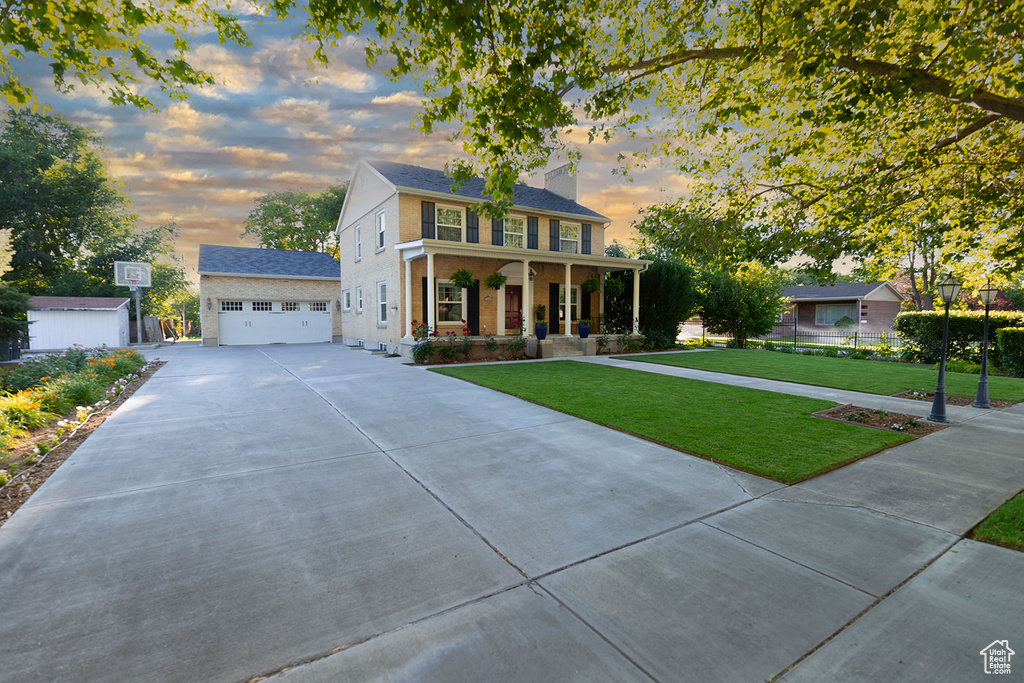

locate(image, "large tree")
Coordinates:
282 0 1023 282
242 186 347 259
698 264 787 349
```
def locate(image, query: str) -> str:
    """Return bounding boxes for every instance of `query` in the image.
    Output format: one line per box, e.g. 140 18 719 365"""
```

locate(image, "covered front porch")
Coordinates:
395 239 651 357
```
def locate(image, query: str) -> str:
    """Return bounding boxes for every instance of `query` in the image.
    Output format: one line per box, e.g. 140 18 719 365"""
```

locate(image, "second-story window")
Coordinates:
436 205 463 242
376 210 385 250
559 222 580 254
504 215 525 248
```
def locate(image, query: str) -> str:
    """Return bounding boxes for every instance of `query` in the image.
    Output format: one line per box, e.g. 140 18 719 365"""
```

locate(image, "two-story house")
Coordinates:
336 161 651 357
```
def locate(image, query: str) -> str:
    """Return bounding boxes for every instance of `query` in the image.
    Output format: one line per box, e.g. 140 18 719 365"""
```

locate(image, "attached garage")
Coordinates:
198 245 341 347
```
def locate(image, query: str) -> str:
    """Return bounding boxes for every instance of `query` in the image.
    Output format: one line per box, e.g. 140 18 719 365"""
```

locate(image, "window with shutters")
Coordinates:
435 205 464 242
504 215 525 248
559 222 580 253
436 281 463 322
558 286 579 323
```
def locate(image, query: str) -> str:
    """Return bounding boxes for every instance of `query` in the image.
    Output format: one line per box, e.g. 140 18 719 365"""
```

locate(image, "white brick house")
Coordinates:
336 161 651 356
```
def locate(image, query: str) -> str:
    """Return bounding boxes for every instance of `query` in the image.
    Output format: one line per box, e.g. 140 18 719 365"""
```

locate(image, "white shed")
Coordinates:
27 296 131 350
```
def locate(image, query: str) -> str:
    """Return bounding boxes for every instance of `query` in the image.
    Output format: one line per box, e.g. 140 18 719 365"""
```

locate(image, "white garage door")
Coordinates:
218 300 332 345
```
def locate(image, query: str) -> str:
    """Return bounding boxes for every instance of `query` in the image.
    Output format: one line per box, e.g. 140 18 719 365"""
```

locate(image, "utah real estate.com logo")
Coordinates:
980 640 1014 675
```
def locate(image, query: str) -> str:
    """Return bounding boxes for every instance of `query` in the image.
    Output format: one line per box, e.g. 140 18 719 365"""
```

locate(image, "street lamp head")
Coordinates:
978 280 999 306
936 274 962 304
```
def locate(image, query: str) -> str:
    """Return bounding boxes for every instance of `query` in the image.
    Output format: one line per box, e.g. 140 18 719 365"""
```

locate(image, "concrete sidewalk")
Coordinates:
0 344 1020 682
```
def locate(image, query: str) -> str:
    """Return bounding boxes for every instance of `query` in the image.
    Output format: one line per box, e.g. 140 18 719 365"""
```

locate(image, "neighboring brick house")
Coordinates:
336 160 651 355
782 281 905 333
198 245 341 346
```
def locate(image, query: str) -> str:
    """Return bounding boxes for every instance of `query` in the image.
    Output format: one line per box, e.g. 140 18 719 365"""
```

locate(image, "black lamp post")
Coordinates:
973 281 999 409
928 274 962 423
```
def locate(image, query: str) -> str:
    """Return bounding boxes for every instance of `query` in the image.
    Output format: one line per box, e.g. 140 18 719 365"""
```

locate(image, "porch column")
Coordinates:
404 256 412 338
497 284 505 336
564 262 573 336
632 267 641 334
426 251 435 331
522 259 532 334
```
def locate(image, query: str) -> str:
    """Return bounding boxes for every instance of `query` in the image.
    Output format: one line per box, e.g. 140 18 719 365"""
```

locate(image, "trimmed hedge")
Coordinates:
997 327 1024 378
893 310 1024 364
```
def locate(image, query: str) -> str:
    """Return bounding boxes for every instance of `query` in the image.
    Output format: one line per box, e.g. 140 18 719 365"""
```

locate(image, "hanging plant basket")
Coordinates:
484 271 508 290
449 268 475 289
580 275 601 295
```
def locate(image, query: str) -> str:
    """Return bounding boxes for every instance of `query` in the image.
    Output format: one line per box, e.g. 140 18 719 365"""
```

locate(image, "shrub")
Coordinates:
996 327 1024 378
48 372 106 407
412 339 434 364
894 311 1024 364
596 334 610 354
483 335 499 354
779 345 795 354
762 341 776 352
505 335 526 359
822 348 839 358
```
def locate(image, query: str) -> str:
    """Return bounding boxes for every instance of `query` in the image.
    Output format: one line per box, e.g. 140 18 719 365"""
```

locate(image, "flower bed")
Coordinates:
0 346 157 487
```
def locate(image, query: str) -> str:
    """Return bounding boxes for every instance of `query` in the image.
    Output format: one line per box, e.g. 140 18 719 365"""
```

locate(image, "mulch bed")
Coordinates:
814 404 947 436
0 361 165 528
891 389 1018 410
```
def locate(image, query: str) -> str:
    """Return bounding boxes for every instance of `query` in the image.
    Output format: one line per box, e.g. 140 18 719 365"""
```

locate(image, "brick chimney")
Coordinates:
544 163 577 201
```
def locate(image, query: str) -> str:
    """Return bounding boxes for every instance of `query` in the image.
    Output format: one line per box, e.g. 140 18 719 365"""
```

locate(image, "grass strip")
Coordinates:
619 349 1024 401
972 490 1024 552
432 361 912 484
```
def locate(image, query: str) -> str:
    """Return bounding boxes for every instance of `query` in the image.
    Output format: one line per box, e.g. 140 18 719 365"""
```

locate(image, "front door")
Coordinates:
505 285 522 331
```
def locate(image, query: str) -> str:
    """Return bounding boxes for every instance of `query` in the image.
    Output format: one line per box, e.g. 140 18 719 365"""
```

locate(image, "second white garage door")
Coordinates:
218 300 332 345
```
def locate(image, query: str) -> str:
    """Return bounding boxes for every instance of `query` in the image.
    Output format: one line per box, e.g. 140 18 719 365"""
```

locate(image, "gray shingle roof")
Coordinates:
371 161 608 222
782 281 891 300
198 245 340 279
29 296 129 311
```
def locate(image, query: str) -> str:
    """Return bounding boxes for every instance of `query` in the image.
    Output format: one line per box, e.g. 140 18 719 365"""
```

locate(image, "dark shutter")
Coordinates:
527 216 538 249
549 282 560 334
581 281 592 321
549 219 560 251
582 224 592 255
421 202 435 239
466 208 479 243
492 217 503 246
421 277 429 326
467 280 480 335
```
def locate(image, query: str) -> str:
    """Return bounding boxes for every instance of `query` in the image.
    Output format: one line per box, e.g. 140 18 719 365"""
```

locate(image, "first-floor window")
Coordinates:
815 303 855 326
377 281 387 324
356 287 363 312
559 222 580 253
559 286 579 323
343 290 351 311
437 281 463 322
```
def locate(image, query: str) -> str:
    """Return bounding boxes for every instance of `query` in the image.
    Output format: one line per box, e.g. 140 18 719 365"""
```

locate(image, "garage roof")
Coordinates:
199 245 340 280
29 296 130 311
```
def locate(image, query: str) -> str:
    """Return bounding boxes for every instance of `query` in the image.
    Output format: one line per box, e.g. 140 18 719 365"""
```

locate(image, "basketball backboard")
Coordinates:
114 261 152 287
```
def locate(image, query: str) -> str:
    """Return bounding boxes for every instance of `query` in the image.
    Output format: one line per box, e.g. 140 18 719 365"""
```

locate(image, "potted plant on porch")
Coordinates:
535 304 548 340
578 318 591 338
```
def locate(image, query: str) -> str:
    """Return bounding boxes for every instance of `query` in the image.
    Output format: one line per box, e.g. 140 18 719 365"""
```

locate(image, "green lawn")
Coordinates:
432 361 912 484
619 349 1024 401
972 489 1024 552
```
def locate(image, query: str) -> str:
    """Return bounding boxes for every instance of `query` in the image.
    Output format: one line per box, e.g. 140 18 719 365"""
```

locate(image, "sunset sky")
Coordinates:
14 15 689 285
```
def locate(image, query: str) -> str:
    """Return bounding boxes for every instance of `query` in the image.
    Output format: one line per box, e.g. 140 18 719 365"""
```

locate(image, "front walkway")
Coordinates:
0 344 1019 682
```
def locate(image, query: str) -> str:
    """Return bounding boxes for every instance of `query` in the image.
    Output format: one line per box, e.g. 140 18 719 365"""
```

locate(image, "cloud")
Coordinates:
267 170 338 186
188 44 264 95
144 131 215 152
371 90 424 107
254 97 331 126
157 102 226 133
217 146 289 166
199 188 264 204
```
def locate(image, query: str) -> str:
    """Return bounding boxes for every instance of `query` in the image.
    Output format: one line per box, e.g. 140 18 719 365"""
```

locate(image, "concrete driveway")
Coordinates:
0 344 1021 682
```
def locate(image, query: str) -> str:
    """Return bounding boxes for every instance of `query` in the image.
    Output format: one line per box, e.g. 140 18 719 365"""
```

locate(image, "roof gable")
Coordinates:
368 160 608 222
198 245 340 279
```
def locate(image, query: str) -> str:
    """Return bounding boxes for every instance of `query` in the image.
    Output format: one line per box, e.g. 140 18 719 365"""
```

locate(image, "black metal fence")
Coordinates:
755 321 901 349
